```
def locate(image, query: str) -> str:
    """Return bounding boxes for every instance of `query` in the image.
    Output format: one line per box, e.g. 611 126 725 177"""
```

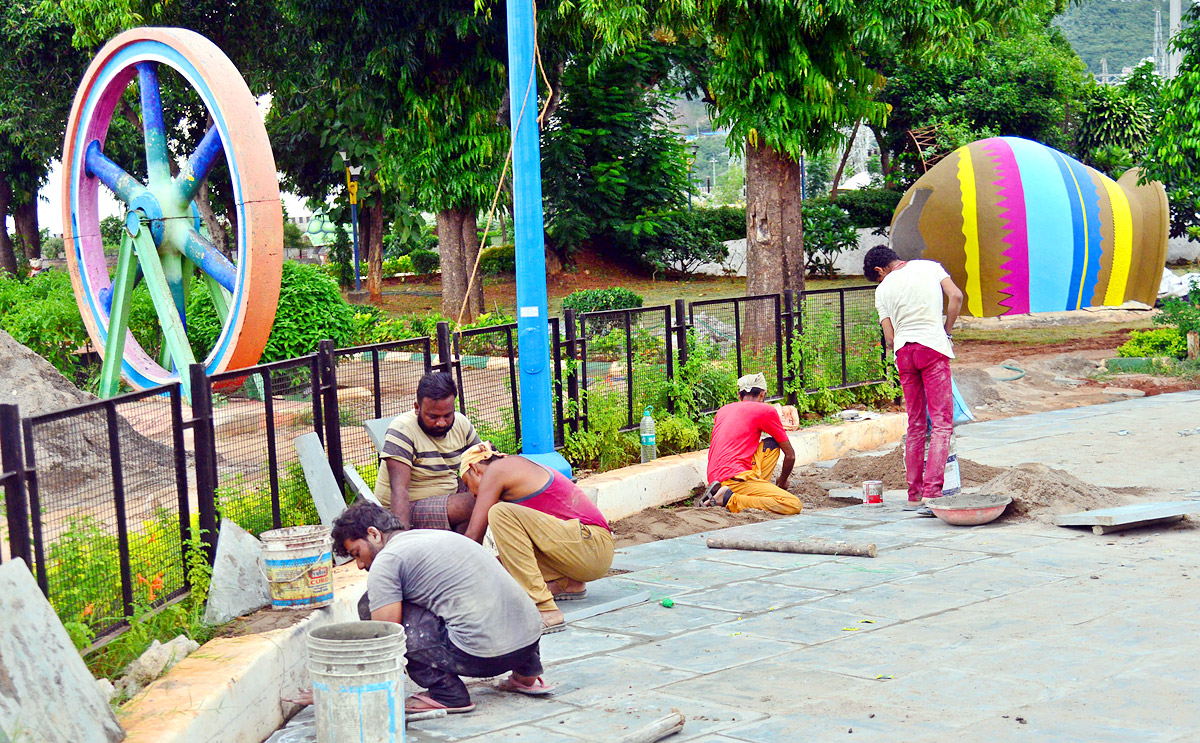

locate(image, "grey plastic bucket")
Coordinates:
308 621 407 743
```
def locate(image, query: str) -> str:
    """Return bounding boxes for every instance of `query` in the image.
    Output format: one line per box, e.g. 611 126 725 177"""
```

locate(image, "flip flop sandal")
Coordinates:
541 618 567 634
549 579 587 601
695 482 730 508
498 675 557 696
405 693 475 715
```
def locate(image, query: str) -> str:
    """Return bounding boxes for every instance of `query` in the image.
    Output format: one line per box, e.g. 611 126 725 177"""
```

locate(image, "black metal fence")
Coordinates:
0 284 883 645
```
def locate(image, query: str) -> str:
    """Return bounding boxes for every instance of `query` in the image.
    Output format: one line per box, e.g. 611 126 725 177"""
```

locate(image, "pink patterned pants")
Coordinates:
896 343 953 502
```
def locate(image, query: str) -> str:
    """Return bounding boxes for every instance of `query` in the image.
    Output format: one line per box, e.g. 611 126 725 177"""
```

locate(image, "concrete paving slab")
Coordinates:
806 580 981 620
701 547 841 570
538 627 641 665
1053 501 1200 532
672 579 829 614
892 561 1067 598
610 625 800 674
542 655 694 706
571 600 738 639
761 559 909 591
864 543 992 572
618 559 773 592
406 686 578 740
730 606 893 645
527 691 765 741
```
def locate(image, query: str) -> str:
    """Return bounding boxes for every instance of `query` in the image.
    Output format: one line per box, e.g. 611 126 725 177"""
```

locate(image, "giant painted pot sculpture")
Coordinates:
889 137 1168 316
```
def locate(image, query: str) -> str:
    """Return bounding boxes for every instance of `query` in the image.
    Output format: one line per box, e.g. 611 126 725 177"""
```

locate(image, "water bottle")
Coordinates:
639 406 656 463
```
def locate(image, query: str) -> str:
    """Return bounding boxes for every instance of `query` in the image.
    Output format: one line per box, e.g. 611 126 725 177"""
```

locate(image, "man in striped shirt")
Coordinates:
373 372 482 531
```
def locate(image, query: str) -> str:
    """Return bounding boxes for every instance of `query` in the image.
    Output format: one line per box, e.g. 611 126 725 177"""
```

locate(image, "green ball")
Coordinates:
661 598 675 608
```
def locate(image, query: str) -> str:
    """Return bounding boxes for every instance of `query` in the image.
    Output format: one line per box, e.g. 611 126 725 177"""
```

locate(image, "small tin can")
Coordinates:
862 480 884 506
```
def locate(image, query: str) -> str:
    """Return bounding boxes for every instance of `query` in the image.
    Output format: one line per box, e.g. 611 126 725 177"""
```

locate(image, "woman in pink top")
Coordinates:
459 443 613 636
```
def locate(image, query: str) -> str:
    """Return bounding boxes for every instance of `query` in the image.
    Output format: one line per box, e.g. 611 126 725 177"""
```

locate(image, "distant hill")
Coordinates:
1054 0 1170 74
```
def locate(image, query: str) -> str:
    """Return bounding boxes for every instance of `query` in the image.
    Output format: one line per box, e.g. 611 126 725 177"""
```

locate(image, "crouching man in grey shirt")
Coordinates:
332 503 555 714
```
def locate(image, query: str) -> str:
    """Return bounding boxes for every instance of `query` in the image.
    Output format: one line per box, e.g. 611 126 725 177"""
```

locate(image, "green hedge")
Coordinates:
561 287 644 315
833 188 903 228
480 244 515 275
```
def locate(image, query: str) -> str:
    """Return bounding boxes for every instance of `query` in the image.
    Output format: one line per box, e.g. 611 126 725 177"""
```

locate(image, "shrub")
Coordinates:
1118 327 1187 358
188 261 354 363
1156 292 1200 337
0 269 90 377
655 414 702 455
803 199 859 277
630 210 728 276
479 244 516 275
382 256 414 276
326 224 354 289
562 287 644 315
410 249 440 275
691 206 746 242
833 188 903 228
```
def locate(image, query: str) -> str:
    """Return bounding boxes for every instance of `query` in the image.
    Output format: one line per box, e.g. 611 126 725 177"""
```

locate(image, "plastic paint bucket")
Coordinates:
308 621 407 743
862 480 884 506
261 525 333 609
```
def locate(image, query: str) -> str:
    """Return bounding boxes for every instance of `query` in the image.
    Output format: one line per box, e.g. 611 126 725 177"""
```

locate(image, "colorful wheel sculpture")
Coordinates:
62 27 282 396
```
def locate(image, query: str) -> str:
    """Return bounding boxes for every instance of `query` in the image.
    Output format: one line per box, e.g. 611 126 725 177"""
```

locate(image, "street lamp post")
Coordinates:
688 142 699 212
338 150 363 292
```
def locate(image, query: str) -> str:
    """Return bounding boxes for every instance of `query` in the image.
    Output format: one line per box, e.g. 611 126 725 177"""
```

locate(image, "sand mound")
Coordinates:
612 506 783 548
980 463 1131 521
829 446 1006 490
0 330 177 502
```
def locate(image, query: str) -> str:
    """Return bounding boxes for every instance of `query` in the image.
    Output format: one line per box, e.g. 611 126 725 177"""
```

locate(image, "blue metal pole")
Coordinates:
506 0 571 477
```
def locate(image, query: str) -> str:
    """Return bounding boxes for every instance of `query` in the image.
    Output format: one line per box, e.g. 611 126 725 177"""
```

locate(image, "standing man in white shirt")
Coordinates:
864 246 964 513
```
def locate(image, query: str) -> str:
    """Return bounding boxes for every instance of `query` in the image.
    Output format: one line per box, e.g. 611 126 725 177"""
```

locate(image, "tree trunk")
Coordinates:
829 121 861 198
366 200 384 302
0 176 15 275
438 208 484 323
745 139 805 297
195 181 231 257
460 210 483 317
871 126 892 180
12 198 40 262
438 209 467 321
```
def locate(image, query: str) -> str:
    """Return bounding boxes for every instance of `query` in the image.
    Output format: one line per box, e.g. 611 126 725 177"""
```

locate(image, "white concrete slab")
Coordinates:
0 559 124 743
1053 501 1200 528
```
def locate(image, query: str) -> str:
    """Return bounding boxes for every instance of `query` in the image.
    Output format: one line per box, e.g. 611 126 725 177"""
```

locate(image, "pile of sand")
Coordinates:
829 446 1005 490
612 506 783 548
980 463 1132 521
0 329 177 502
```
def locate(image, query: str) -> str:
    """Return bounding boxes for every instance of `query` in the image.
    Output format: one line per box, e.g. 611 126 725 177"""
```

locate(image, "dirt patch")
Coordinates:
613 505 785 548
214 606 316 638
827 446 1006 491
980 463 1133 522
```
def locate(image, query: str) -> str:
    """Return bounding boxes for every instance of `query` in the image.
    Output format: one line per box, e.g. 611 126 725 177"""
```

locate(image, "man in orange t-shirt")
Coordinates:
697 373 801 514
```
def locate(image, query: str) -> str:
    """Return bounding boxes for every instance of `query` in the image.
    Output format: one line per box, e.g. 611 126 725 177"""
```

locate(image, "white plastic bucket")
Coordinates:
261 525 333 609
308 621 407 743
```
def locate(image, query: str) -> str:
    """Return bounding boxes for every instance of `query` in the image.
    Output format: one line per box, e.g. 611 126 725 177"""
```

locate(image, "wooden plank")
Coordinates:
1092 515 1184 535
706 538 877 558
1053 501 1200 528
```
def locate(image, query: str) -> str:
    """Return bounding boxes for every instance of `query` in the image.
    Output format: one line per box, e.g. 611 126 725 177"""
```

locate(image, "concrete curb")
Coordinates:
582 413 906 521
117 414 903 742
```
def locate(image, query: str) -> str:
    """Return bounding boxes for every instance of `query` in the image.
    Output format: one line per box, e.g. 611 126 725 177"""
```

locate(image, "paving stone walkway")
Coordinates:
275 393 1200 742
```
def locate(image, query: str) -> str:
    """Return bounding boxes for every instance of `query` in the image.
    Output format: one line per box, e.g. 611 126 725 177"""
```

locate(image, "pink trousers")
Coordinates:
896 343 953 502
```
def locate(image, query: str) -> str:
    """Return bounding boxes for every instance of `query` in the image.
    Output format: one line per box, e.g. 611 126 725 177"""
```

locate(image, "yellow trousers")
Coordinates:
488 502 615 612
723 440 803 515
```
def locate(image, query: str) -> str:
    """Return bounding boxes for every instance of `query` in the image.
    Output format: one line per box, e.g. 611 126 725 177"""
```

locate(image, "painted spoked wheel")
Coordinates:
62 27 282 394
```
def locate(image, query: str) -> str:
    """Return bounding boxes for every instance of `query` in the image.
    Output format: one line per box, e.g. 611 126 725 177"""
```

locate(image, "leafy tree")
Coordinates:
873 22 1084 187
1075 83 1154 177
627 0 1045 296
1144 2 1200 239
269 0 505 318
541 42 690 260
0 2 90 273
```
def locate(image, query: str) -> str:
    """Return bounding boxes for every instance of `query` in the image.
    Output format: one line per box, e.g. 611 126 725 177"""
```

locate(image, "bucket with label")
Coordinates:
261 525 333 609
309 621 407 743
